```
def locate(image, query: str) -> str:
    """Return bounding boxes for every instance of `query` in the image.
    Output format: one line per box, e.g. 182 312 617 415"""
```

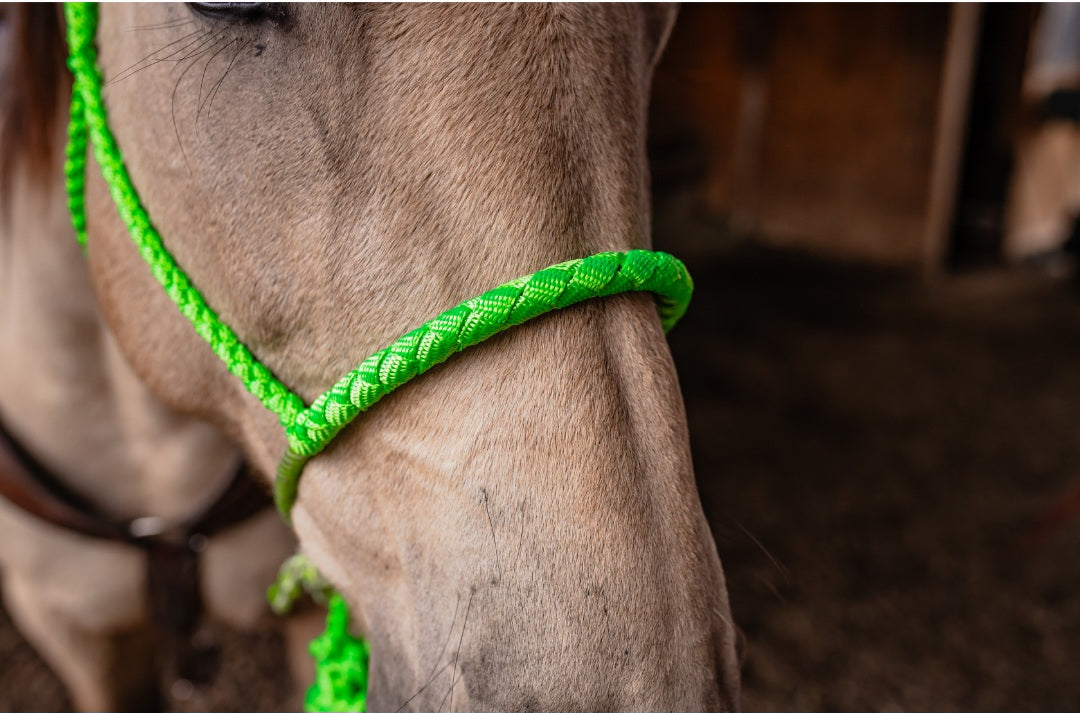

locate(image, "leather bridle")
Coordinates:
0 409 271 684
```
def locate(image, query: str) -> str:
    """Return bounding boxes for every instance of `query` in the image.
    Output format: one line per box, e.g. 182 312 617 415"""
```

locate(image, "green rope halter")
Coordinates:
63 3 693 710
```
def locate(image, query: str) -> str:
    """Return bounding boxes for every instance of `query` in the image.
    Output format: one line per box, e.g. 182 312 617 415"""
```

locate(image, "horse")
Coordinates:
0 4 741 710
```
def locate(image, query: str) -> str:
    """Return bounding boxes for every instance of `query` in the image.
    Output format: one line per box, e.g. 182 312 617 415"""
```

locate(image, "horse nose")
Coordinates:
357 484 738 711
442 539 737 711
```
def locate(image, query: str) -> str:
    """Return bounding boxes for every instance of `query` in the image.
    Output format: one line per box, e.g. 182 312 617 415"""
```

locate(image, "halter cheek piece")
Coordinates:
64 3 693 710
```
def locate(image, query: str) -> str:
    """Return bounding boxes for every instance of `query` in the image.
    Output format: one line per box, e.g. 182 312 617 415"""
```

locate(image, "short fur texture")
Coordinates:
1 4 740 710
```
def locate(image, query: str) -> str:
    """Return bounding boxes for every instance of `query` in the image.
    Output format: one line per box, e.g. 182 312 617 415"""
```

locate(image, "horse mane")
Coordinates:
1 4 68 197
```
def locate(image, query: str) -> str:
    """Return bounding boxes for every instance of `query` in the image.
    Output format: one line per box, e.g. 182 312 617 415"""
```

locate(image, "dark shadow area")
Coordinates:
668 241 1080 710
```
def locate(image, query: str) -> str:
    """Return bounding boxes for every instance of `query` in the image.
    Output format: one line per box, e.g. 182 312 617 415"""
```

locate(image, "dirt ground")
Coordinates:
3 236 1080 710
675 245 1080 711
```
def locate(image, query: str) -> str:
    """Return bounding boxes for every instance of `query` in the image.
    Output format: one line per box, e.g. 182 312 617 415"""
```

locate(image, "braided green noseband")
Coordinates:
64 3 692 710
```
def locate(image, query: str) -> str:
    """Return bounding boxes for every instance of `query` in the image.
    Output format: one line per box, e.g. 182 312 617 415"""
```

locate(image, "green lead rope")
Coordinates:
268 554 371 711
308 594 372 712
64 3 693 710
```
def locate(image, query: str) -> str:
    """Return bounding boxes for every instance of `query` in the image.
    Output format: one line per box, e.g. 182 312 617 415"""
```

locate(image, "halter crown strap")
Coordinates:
63 2 694 521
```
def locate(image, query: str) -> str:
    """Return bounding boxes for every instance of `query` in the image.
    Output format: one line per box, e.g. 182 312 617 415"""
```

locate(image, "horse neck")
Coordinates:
0 127 238 523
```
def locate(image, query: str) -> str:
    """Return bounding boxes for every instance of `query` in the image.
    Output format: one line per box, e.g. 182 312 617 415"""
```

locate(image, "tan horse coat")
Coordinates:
2 5 740 710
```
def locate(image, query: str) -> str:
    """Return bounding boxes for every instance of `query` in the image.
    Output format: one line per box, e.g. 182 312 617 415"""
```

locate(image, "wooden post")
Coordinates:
923 3 982 276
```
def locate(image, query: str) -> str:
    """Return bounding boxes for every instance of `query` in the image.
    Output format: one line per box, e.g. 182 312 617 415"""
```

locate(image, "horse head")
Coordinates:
77 4 738 709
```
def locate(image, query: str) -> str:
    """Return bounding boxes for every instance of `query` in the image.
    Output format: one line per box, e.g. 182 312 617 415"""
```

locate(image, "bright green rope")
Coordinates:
307 593 371 712
268 555 371 712
64 3 693 710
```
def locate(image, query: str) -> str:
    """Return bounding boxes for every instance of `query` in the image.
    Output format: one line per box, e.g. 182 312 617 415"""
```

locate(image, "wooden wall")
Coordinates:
650 4 963 268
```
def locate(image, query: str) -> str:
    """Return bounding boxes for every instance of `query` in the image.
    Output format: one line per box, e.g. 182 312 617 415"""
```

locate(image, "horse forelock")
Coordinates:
0 4 68 203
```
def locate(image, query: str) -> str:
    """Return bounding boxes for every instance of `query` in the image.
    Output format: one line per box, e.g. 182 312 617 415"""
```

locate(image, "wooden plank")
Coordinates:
923 3 982 275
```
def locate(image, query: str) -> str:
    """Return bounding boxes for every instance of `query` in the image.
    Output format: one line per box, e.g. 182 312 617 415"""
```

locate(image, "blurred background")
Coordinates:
4 3 1080 710
653 4 1080 709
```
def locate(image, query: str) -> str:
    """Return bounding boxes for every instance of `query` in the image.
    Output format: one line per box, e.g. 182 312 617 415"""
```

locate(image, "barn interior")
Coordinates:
2 4 1079 711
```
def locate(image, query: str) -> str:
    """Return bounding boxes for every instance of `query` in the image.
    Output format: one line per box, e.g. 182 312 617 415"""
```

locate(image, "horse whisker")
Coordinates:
205 39 250 118
170 36 221 173
195 37 239 137
396 594 462 713
110 29 213 85
736 521 790 579
124 18 195 33
108 29 206 84
169 27 231 79
440 588 474 713
481 488 502 583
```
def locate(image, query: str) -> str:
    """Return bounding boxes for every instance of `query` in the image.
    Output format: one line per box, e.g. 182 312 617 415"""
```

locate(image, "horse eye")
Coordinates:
187 2 275 22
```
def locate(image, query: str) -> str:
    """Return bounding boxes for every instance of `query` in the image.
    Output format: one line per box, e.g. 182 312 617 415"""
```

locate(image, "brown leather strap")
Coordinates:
182 461 273 540
0 409 272 546
0 412 132 541
0 408 275 686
